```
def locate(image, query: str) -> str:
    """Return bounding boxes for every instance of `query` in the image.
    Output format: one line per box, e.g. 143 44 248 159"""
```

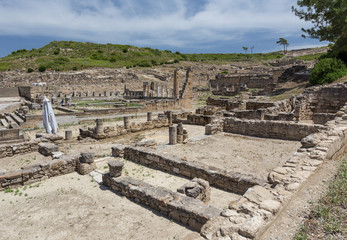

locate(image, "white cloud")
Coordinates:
0 0 315 49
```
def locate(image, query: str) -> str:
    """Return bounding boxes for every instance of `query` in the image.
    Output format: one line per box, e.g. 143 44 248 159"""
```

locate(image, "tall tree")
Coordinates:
276 38 289 53
242 46 248 54
250 46 254 54
292 0 347 61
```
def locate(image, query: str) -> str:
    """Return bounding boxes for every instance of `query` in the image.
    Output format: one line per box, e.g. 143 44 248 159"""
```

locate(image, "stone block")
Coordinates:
112 145 126 158
108 159 124 177
77 163 95 175
177 178 211 203
79 152 95 164
259 199 281 214
238 216 264 239
38 143 59 156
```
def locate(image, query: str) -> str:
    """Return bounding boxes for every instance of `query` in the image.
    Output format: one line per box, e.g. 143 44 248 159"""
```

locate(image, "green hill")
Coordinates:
0 41 284 72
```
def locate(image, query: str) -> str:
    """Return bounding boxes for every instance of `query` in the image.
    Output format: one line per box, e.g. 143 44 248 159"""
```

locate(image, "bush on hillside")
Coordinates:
27 68 34 73
310 58 347 85
38 65 46 72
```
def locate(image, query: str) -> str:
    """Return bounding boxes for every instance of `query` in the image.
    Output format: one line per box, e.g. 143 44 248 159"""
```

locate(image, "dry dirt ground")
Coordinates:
154 131 301 180
0 172 194 240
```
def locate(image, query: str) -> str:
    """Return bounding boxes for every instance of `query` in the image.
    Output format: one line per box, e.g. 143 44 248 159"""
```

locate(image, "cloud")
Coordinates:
0 0 315 50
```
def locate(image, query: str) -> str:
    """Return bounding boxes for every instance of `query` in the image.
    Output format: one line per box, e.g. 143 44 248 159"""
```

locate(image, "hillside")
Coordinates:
0 41 286 72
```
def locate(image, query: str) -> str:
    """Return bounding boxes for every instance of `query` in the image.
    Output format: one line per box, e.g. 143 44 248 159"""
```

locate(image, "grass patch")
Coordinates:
293 157 347 239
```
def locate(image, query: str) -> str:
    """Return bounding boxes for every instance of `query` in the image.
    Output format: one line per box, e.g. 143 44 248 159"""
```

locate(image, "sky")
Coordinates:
0 0 329 57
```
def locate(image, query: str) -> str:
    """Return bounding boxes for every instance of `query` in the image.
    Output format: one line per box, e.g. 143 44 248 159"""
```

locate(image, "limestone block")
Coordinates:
79 152 95 164
238 216 264 239
112 145 126 157
177 178 211 203
200 216 229 240
77 163 95 175
259 199 281 214
38 143 59 156
134 139 157 149
108 159 124 177
244 186 274 205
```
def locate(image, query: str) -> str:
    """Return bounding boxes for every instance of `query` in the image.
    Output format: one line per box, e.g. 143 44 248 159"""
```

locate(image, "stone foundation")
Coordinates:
121 146 264 194
102 174 221 231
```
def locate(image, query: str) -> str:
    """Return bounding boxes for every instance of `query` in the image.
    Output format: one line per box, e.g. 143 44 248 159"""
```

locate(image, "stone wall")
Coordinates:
0 129 25 142
103 174 221 231
122 146 264 194
0 87 19 98
0 154 78 190
223 117 324 140
295 82 347 121
312 113 336 125
80 118 169 140
0 141 38 158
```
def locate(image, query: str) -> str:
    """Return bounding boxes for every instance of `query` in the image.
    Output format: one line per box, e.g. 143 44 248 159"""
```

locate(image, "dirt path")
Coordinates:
259 157 342 240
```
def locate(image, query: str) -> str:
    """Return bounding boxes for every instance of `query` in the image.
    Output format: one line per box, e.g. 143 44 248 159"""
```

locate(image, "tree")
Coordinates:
250 46 254 54
276 38 289 53
242 46 248 54
292 0 347 62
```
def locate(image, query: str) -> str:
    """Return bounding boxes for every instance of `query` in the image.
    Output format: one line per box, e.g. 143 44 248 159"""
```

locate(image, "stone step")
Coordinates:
14 111 26 121
0 118 9 128
10 113 24 126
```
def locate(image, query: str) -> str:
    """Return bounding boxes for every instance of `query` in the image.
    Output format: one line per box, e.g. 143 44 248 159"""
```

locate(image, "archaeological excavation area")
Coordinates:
1 59 347 240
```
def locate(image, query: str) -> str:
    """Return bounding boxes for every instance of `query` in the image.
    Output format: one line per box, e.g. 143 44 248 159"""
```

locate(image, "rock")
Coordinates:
182 233 204 240
79 152 95 163
221 209 238 217
238 216 264 239
108 159 124 177
177 178 211 203
134 139 157 149
77 163 95 175
111 144 126 157
243 186 273 204
267 171 284 184
259 199 281 214
52 151 64 159
38 143 59 156
301 134 319 148
200 216 228 240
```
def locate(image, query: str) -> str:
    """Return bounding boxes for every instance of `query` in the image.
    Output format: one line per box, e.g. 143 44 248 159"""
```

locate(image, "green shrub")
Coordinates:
72 66 77 71
27 68 34 73
173 59 180 63
38 65 46 72
310 58 347 85
53 49 60 55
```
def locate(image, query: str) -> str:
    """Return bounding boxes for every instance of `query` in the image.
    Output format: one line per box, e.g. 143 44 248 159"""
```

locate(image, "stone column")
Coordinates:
162 85 165 98
147 112 153 122
95 119 103 135
169 126 177 145
143 82 148 98
173 69 180 99
177 123 184 143
124 116 130 129
65 130 72 140
156 85 160 98
167 111 173 125
93 91 97 97
65 96 71 106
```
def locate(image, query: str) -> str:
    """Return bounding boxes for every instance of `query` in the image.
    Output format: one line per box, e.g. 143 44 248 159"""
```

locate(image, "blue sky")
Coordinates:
0 0 328 57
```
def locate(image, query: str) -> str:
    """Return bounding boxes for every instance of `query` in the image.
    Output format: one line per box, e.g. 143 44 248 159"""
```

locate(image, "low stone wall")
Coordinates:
80 118 169 139
0 154 78 190
312 113 336 125
0 141 39 158
122 146 264 195
223 117 324 140
103 174 221 231
0 129 24 142
245 101 275 110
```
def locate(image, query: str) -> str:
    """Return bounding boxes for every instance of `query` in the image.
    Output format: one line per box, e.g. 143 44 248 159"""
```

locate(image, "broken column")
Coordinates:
183 128 188 141
124 116 130 129
173 69 180 99
95 119 103 135
65 130 72 140
143 82 148 98
167 111 173 125
147 112 153 122
177 123 184 143
169 126 177 145
65 96 71 106
177 178 211 203
108 159 124 178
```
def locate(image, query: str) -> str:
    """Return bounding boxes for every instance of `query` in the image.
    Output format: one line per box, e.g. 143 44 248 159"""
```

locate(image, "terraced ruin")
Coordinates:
1 47 346 240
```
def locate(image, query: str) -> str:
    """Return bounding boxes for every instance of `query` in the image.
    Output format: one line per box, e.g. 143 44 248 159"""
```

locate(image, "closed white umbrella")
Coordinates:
42 97 58 134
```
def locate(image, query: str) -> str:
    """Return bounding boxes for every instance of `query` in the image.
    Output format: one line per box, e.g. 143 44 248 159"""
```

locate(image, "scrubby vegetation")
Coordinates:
309 58 347 85
293 157 347 240
0 41 284 72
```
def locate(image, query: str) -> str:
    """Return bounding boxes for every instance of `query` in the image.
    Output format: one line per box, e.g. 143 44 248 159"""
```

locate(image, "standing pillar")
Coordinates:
147 112 153 122
65 130 72 140
162 85 165 98
177 123 184 143
169 126 177 145
95 119 103 135
156 85 160 98
124 117 130 129
173 69 180 99
167 111 173 125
